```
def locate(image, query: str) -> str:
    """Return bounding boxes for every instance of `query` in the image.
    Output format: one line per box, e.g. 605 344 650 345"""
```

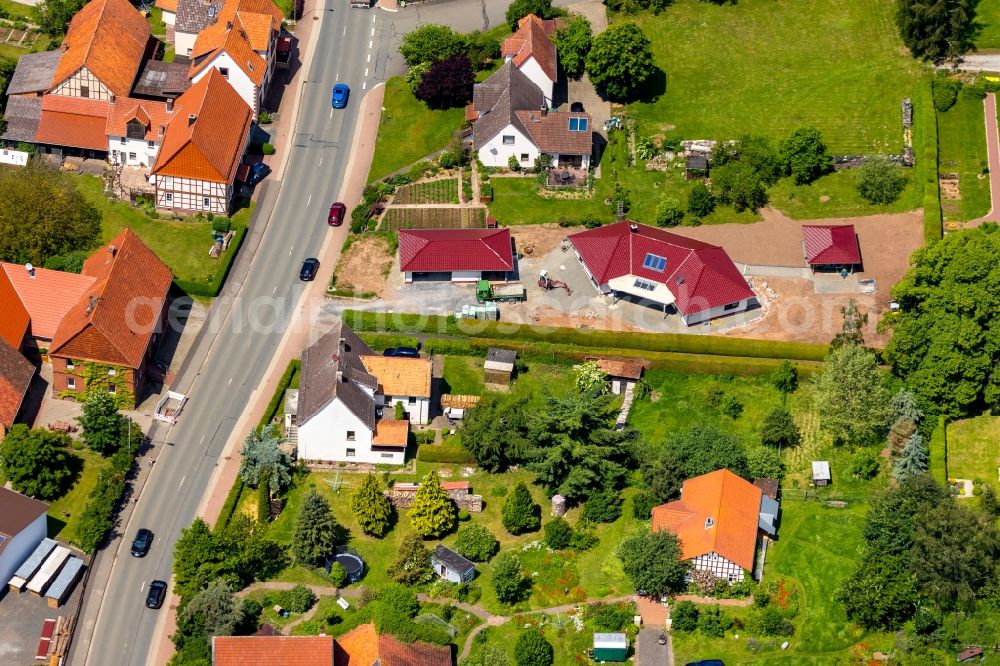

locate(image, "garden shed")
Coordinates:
593 633 628 662
484 348 517 386
595 358 643 395
431 545 476 583
812 461 831 487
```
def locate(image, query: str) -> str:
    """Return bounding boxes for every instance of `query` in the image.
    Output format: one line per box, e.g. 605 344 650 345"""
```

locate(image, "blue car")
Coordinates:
332 83 350 109
246 161 271 186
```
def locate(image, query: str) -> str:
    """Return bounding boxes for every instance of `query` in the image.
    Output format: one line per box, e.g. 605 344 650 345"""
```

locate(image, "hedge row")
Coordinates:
174 224 249 297
259 359 301 431
74 444 135 553
343 310 829 362
215 479 246 531
416 440 476 464
918 80 943 243
930 415 947 485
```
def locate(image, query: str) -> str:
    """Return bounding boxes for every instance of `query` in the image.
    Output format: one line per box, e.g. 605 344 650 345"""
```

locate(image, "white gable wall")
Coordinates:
161 8 176 25
109 135 161 168
0 511 46 587
377 395 430 425
477 123 538 168
297 398 406 465
689 551 749 582
190 52 258 113
518 57 553 106
176 30 199 59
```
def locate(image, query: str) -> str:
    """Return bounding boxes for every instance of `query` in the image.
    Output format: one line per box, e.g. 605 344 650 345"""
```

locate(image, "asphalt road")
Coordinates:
76 6 392 665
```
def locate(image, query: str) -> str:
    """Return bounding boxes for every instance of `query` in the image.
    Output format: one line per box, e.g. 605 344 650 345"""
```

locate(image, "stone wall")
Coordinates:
385 489 484 512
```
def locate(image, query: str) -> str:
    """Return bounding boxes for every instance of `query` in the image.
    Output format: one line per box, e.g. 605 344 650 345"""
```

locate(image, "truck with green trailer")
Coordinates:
476 279 526 304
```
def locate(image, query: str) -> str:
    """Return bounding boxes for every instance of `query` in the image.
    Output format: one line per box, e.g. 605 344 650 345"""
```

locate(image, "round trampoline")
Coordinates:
334 550 365 583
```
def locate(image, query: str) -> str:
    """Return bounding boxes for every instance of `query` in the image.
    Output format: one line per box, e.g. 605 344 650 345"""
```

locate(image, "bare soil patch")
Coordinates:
333 236 394 297
510 224 574 258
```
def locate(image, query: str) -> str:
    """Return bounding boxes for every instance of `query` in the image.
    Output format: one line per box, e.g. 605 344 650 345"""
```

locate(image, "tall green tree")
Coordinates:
0 425 77 500
238 423 292 494
492 551 529 604
856 156 907 204
553 15 592 79
454 523 499 562
398 24 467 67
34 0 86 37
408 471 456 538
525 392 635 500
710 162 768 213
886 226 1000 418
780 127 832 185
502 482 541 535
173 518 226 603
891 389 924 425
759 406 801 450
585 23 656 101
616 529 688 597
893 433 929 483
836 552 919 630
514 630 554 666
665 424 750 479
814 344 892 445
350 473 393 537
77 390 127 455
172 580 252 659
291 491 343 566
687 182 716 218
0 163 100 265
770 361 798 395
387 534 434 585
895 0 977 61
460 395 531 472
746 445 785 480
505 0 558 31
831 299 868 349
864 475 948 556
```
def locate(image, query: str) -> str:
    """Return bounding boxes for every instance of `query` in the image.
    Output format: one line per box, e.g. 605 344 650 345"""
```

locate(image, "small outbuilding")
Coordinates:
802 224 861 273
593 633 628 662
484 348 517 386
431 545 476 583
753 477 780 501
596 358 644 395
812 461 831 487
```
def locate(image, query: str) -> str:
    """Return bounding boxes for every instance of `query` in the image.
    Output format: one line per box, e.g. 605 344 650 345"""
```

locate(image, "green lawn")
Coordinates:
368 77 464 183
441 356 485 395
45 447 113 545
946 415 1000 486
625 0 925 154
0 0 35 20
76 175 250 288
976 0 1000 51
937 95 992 222
146 6 166 36
767 168 924 220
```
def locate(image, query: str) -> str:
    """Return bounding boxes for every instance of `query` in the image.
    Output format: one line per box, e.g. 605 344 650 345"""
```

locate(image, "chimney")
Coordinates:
108 244 116 257
336 370 343 383
226 20 232 31
540 102 547 117
188 114 197 125
629 222 638 232
166 98 174 112
24 263 34 278
110 93 116 104
86 296 100 315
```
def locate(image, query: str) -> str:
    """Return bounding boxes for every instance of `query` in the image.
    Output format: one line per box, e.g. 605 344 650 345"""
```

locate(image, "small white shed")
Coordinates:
812 461 831 487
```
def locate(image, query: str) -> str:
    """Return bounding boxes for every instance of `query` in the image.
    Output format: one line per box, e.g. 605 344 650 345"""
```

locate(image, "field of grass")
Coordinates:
76 175 250 289
625 0 924 154
768 168 924 220
440 355 484 395
937 95 992 222
0 0 34 19
976 0 1000 51
392 178 459 204
946 415 1000 486
368 77 464 183
146 6 166 36
45 447 113 545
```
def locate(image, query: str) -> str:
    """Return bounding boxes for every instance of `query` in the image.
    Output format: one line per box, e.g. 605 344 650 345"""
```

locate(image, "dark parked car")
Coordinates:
131 528 153 557
570 101 585 112
299 257 320 281
328 201 346 226
146 580 167 609
684 661 724 666
332 83 350 109
382 347 420 358
246 162 271 186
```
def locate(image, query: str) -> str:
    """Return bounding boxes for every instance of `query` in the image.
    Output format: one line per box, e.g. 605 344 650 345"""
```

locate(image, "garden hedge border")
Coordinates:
259 359 301 431
343 310 829 362
174 223 248 297
930 415 947 484
918 80 943 243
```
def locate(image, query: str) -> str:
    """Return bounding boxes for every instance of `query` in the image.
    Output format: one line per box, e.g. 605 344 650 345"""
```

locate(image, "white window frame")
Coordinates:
67 377 76 389
502 135 515 145
346 448 356 457
346 430 356 441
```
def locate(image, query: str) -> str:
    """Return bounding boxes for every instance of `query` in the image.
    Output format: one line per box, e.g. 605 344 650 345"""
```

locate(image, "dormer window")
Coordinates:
568 117 588 132
126 119 146 140
219 67 229 78
80 85 89 98
705 517 715 529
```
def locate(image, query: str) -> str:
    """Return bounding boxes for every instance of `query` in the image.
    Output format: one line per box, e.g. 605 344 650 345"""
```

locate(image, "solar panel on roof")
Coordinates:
642 253 666 272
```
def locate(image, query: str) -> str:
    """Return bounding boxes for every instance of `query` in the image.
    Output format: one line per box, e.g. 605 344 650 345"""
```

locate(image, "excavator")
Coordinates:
537 269 572 295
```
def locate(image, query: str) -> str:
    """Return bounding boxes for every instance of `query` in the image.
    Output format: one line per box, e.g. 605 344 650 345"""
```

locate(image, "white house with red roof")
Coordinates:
502 13 560 106
397 228 515 283
568 221 756 326
107 97 177 168
801 224 861 272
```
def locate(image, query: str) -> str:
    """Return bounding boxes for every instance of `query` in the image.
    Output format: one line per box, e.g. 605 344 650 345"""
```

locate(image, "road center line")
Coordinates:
343 25 346 36
228 377 233 386
272 285 277 294
178 475 186 489
329 108 333 119
364 67 369 77
362 81 367 90
370 26 374 35
367 53 370 63
318 156 323 166
307 194 312 206
368 40 372 49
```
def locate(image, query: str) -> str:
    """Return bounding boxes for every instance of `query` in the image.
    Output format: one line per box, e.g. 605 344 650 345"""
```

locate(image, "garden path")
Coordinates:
967 93 1000 228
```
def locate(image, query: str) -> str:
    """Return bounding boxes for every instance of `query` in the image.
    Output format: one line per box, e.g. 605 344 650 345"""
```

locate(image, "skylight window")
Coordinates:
568 117 589 132
642 253 667 272
633 278 656 292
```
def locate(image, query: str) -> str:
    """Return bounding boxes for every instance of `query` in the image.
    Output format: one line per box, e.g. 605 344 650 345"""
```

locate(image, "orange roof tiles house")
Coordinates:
0 263 96 343
0 336 34 430
334 623 451 666
0 269 30 350
212 635 335 666
151 68 253 215
48 229 173 406
502 13 560 104
34 96 111 152
651 469 778 582
106 97 177 168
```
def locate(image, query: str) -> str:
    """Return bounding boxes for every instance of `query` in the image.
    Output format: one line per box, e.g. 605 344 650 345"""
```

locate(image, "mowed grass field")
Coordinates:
976 0 1000 51
937 96 991 222
626 0 925 153
946 415 1000 487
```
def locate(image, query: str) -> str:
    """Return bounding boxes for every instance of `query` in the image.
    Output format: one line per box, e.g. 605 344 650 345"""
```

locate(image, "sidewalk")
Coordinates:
967 92 1000 228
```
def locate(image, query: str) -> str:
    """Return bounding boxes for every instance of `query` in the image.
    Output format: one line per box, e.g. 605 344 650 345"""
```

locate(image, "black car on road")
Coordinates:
131 528 153 557
299 258 320 281
146 580 167 609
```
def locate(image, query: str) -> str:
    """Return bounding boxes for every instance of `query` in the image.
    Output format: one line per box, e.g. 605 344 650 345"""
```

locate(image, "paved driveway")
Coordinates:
635 626 672 666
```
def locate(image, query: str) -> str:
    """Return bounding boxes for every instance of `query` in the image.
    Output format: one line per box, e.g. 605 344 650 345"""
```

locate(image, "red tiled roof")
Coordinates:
377 633 451 666
156 0 178 11
212 635 334 666
334 624 379 666
596 358 643 380
0 336 33 429
502 13 559 82
398 228 514 273
35 96 110 151
568 221 754 317
152 69 252 183
652 469 763 571
801 224 861 265
373 418 408 447
106 97 174 141
514 110 592 155
0 264 96 341
50 0 151 97
49 229 172 369
0 269 30 349
190 17 268 87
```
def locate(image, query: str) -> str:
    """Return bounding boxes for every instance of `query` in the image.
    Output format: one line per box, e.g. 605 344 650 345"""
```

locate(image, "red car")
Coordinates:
328 201 346 226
